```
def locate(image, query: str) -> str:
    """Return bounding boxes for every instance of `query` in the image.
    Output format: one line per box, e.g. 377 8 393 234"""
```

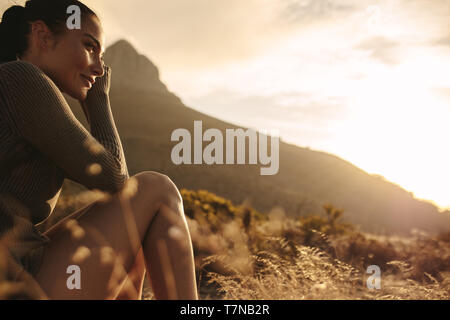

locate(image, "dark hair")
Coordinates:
0 0 97 63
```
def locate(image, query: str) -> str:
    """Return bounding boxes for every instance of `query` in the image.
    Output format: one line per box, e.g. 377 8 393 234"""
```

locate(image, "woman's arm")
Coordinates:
0 61 128 194
79 65 129 179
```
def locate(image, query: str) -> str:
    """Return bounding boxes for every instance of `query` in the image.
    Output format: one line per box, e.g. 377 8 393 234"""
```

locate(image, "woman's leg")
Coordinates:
114 247 146 300
43 194 146 300
34 171 198 299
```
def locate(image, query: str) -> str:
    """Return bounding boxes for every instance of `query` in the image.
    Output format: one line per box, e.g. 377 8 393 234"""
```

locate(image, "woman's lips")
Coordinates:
80 75 92 89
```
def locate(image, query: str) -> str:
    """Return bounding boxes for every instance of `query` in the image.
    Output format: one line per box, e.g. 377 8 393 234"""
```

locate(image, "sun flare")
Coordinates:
330 54 450 209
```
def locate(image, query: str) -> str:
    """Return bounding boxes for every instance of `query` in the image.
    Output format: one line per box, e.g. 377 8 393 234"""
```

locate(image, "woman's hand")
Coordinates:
91 65 111 96
84 65 111 100
80 65 112 124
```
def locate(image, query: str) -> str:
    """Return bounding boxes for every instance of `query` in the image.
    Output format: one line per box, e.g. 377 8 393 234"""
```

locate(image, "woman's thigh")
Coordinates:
35 172 175 299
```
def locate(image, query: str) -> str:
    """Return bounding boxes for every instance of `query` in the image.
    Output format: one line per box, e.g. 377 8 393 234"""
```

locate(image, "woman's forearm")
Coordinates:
80 65 129 179
82 91 129 178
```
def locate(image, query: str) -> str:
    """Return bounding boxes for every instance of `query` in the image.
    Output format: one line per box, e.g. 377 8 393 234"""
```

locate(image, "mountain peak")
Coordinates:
104 39 169 94
107 39 139 57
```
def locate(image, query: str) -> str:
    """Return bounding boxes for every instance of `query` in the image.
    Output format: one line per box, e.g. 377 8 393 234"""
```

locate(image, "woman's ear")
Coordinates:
29 20 57 52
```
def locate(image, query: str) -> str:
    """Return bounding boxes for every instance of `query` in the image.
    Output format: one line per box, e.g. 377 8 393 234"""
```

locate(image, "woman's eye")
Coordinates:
85 44 96 53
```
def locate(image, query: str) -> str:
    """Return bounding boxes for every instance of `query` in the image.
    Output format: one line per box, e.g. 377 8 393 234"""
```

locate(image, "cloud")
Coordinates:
396 0 450 48
356 36 401 65
186 88 349 143
433 88 450 102
433 36 450 47
277 0 358 25
196 89 350 148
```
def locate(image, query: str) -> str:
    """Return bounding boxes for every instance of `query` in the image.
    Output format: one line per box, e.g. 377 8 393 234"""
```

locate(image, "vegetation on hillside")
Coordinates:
169 189 449 299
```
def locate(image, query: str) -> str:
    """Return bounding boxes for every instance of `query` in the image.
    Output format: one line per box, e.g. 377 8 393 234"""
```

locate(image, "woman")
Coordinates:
0 0 198 300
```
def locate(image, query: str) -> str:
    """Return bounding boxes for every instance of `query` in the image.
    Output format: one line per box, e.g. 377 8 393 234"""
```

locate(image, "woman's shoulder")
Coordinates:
0 60 44 76
0 61 55 92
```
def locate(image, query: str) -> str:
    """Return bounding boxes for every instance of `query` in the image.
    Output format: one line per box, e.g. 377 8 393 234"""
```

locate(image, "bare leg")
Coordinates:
115 247 146 300
34 171 198 299
115 200 198 300
143 202 198 300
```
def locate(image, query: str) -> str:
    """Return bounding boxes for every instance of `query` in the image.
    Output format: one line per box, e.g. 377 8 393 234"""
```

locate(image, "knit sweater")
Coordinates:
0 60 129 258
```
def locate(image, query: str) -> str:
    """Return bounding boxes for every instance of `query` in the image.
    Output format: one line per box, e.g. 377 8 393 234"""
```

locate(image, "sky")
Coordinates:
2 0 450 210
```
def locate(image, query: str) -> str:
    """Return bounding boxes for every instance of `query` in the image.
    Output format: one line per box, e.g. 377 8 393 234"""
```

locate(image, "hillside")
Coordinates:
63 39 450 235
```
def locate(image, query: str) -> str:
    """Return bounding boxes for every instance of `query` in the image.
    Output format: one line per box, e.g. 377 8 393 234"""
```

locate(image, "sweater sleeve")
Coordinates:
0 61 128 194
79 65 129 180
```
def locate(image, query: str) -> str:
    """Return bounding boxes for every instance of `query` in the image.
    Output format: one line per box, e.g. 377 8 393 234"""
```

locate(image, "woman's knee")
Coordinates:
129 171 183 209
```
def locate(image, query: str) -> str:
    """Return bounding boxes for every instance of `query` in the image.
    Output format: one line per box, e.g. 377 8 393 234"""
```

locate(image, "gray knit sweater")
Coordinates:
0 60 129 258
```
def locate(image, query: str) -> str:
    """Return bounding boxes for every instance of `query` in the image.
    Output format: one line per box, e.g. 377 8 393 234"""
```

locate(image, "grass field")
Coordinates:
2 187 448 300
148 189 449 299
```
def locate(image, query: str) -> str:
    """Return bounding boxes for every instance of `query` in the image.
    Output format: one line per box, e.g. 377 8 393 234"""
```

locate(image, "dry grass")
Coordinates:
177 189 450 300
1 186 448 300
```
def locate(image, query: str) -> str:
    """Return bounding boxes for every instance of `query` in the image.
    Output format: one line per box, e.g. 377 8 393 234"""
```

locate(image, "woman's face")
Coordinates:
37 14 106 101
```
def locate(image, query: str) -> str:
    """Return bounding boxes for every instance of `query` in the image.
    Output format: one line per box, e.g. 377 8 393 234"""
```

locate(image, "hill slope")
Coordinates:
64 39 450 235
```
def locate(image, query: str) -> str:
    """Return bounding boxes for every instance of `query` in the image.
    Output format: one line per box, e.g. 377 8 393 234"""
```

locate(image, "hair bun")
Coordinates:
1 5 27 26
0 5 29 62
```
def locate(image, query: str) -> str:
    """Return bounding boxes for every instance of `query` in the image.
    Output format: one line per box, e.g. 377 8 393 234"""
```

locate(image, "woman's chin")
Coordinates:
66 88 88 101
79 90 89 101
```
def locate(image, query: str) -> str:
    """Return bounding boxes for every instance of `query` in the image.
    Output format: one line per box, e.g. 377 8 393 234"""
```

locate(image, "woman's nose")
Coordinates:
92 58 105 78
